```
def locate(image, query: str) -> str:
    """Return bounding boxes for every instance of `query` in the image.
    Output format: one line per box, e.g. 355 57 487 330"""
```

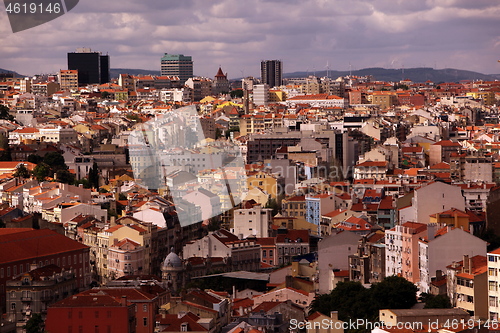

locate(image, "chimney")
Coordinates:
463 255 470 273
110 216 116 226
121 295 127 306
330 311 339 321
427 224 436 241
436 270 443 280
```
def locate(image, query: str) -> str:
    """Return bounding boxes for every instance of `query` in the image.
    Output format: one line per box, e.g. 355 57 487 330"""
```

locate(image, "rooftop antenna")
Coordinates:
326 61 330 79
349 62 352 76
402 64 405 81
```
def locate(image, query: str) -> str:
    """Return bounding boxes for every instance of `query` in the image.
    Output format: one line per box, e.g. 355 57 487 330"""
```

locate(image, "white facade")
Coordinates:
418 228 487 293
317 231 361 294
231 205 272 238
488 250 500 320
399 181 466 224
385 227 404 277
39 127 78 145
253 84 269 106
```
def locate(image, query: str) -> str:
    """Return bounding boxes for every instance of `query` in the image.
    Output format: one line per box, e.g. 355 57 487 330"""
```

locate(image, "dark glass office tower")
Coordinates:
67 48 110 86
260 60 282 88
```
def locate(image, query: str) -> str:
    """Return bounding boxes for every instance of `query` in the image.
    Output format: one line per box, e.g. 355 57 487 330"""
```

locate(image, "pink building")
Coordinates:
108 238 145 279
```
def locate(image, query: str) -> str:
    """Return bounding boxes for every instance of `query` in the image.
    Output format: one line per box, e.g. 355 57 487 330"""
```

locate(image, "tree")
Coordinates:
74 178 91 188
56 169 76 184
215 128 223 139
43 152 67 172
0 104 14 121
230 89 244 98
225 127 240 139
13 163 30 179
0 133 12 161
88 162 100 189
371 276 418 310
310 281 376 322
32 163 50 182
264 197 280 216
27 154 43 164
309 276 418 328
23 313 44 333
101 91 111 99
421 293 452 309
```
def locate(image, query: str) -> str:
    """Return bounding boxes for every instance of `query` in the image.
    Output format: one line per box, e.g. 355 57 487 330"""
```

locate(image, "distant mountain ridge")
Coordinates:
283 67 500 83
0 68 23 77
2 67 499 83
110 68 160 78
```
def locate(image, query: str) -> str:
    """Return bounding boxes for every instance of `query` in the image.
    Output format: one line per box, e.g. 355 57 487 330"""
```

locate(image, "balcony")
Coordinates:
21 296 32 302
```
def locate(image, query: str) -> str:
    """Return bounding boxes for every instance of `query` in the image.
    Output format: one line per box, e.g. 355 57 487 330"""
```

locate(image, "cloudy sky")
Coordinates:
1 0 500 78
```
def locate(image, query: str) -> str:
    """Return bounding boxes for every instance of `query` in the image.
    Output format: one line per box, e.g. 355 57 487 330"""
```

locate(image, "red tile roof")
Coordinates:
0 229 88 264
356 161 388 168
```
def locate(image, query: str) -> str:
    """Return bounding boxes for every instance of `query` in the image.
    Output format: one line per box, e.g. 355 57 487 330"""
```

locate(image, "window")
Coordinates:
143 317 148 326
263 250 267 258
7 267 10 277
143 304 147 312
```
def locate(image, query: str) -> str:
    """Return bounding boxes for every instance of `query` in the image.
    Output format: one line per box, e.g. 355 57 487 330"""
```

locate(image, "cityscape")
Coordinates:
0 44 500 333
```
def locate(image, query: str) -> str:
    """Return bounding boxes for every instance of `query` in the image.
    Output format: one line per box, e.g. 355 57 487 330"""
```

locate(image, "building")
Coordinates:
317 231 361 294
275 229 310 266
161 53 193 84
5 264 79 330
59 70 78 91
379 308 470 327
45 289 136 333
398 181 466 225
419 227 487 293
107 238 145 280
385 222 427 283
447 255 488 318
183 229 261 272
67 48 110 85
261 60 282 88
348 231 385 284
487 248 500 320
305 194 337 235
0 228 91 314
306 311 344 333
213 67 230 95
253 84 269 106
232 204 273 239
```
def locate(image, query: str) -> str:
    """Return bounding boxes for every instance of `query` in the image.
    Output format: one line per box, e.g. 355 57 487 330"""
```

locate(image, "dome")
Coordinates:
163 250 182 268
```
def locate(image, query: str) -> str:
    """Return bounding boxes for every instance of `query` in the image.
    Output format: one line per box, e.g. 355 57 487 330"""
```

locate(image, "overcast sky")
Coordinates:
1 0 500 79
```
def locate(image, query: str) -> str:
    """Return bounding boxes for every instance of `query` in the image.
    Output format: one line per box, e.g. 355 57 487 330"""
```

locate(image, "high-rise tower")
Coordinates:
161 54 193 84
260 60 282 88
67 48 110 86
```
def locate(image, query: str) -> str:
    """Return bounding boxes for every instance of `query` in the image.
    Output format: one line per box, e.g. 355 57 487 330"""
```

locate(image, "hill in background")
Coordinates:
2 67 499 84
109 68 160 79
283 67 499 83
